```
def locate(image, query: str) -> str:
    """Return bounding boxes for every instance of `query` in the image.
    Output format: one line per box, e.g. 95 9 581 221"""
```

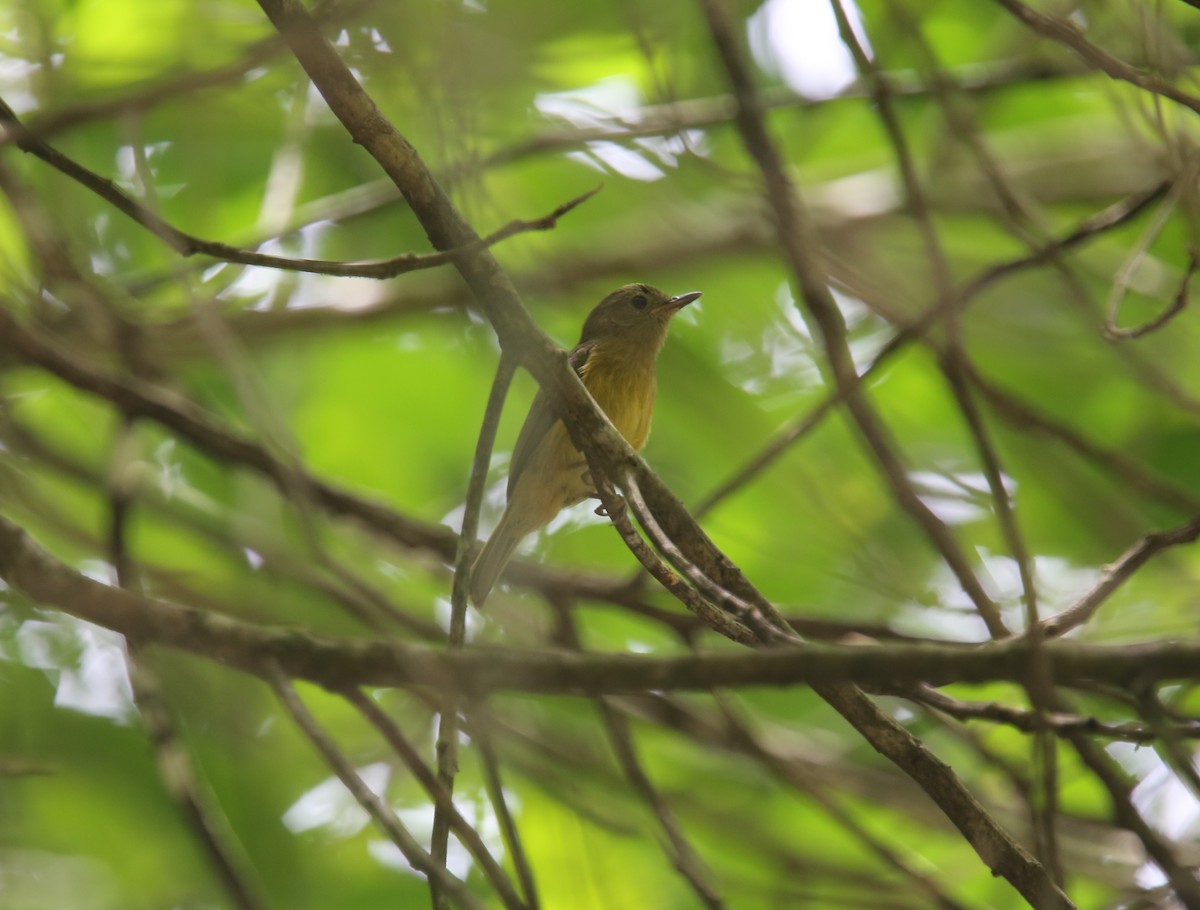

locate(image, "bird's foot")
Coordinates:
593 492 625 517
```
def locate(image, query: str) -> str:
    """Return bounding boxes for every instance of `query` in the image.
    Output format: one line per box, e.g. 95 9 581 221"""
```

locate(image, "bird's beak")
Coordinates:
663 290 702 313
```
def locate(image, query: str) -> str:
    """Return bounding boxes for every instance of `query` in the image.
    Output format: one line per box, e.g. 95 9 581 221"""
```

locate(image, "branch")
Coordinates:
432 357 517 909
339 688 530 910
267 668 494 910
479 57 1090 176
252 0 790 647
1061 718 1200 905
3 37 288 147
5 513 1200 696
1037 512 1200 639
1106 244 1198 341
969 368 1200 514
700 0 1006 638
993 0 1200 117
694 182 1171 518
0 337 721 622
697 2 1078 903
0 94 595 277
908 685 1200 743
589 472 759 646
556 612 726 910
469 719 540 910
619 469 795 642
711 698 972 910
0 0 367 148
0 307 453 553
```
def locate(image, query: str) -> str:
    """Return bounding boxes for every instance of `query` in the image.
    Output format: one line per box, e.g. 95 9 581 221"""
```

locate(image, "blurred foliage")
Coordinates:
2 0 1200 908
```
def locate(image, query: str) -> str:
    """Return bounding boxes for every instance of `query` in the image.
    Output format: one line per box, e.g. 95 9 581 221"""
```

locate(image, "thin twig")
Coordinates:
702 0 1010 637
0 95 597 277
713 697 974 910
587 467 758 646
1038 512 1200 639
969 368 1200 514
433 356 517 909
621 470 796 643
557 611 727 910
340 688 530 910
0 0 368 148
476 57 1090 178
0 407 444 638
126 644 273 910
1106 243 1199 340
0 308 455 552
598 704 728 909
993 0 1200 117
105 302 272 910
908 685 1200 743
471 719 540 910
1062 716 1200 907
1135 688 1200 804
267 667 491 910
694 183 1170 519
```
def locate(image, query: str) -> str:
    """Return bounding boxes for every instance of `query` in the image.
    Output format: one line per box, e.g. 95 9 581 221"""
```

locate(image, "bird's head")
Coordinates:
578 284 702 352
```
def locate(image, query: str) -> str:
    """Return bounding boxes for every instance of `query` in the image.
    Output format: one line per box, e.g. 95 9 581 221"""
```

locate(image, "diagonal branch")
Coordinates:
339 688 530 910
699 0 1006 638
993 0 1200 117
696 1 1076 904
556 611 727 910
589 472 758 646
267 667 495 910
0 306 454 553
0 94 595 278
694 182 1170 518
1037 512 1200 639
254 0 790 646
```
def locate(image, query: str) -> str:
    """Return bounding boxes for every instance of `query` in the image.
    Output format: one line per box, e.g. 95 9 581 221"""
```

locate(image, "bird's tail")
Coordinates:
470 512 525 606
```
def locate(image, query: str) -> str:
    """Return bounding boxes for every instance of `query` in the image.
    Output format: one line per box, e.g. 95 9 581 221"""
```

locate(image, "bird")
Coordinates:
469 283 702 605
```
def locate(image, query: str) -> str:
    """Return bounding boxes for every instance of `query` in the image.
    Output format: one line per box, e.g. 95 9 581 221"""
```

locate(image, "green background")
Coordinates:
2 0 1199 907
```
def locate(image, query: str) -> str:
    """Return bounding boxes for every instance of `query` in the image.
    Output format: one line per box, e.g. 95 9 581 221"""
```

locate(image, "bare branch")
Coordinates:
909 685 1200 743
4 510 1198 704
556 612 727 910
267 668 494 910
1106 244 1199 341
620 470 795 643
340 689 530 910
433 357 518 909
0 307 454 550
1038 512 1200 639
0 94 595 277
700 0 1007 637
588 470 758 646
694 183 1170 518
1062 722 1200 905
994 0 1200 116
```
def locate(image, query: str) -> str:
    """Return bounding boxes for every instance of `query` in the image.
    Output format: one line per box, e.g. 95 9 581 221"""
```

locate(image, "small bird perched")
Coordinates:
470 283 702 605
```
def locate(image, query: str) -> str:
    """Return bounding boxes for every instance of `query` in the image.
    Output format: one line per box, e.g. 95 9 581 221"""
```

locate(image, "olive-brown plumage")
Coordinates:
469 283 701 605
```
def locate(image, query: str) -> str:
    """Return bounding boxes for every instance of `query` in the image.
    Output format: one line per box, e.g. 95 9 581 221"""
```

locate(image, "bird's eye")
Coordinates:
631 294 648 310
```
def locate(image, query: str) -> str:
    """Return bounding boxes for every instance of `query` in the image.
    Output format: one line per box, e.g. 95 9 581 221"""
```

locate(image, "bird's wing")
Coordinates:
506 341 593 498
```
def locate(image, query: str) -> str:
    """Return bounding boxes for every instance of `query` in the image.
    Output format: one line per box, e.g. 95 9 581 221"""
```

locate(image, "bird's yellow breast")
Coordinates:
579 347 658 451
